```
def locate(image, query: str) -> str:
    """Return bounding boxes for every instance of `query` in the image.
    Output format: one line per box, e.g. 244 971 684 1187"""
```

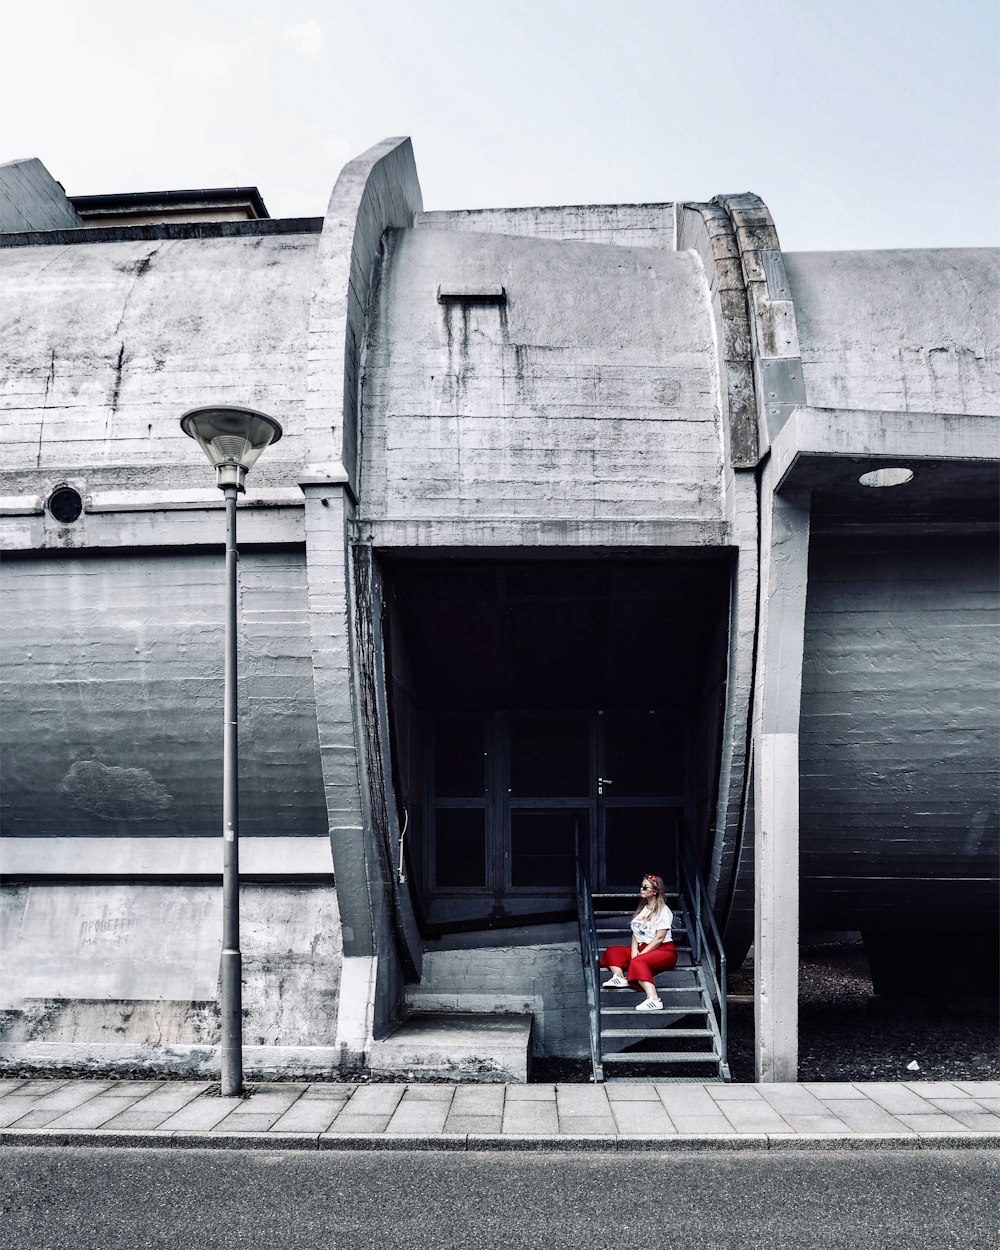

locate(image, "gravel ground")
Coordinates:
533 941 999 1084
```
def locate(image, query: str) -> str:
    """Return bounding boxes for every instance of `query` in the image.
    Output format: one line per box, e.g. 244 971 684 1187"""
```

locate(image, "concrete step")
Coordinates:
369 1012 532 1083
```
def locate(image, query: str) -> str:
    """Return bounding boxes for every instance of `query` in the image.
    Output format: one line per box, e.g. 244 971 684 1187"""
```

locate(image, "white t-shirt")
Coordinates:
630 904 673 945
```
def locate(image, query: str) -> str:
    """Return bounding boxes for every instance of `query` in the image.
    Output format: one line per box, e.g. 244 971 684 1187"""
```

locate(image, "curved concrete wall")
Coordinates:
360 227 723 527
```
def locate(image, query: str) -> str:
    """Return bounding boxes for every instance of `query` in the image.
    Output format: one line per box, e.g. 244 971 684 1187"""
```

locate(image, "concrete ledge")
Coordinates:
369 1013 532 1084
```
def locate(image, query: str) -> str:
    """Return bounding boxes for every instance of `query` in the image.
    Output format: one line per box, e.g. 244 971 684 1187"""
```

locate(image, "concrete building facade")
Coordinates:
1 141 997 1082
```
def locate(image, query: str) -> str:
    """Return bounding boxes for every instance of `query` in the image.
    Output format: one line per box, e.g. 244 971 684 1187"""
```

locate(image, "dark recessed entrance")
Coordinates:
382 556 731 931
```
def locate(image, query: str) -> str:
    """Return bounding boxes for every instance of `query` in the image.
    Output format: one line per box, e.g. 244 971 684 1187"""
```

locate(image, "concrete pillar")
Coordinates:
753 467 811 1081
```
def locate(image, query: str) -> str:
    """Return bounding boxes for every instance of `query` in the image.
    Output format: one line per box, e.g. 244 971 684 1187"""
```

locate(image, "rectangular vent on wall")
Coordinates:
437 283 506 304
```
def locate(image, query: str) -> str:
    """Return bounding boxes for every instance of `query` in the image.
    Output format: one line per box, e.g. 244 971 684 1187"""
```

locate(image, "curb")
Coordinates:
2 1128 998 1152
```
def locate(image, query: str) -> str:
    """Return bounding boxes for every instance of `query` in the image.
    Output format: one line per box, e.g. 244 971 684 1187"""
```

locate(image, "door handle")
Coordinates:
598 777 613 795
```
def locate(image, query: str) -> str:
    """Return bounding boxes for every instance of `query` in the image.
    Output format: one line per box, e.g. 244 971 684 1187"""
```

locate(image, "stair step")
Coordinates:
604 1075 726 1084
603 1051 720 1064
601 1005 708 1017
600 1028 712 1039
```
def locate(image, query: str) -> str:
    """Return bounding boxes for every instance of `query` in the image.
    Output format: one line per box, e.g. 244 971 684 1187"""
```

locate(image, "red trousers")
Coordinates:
600 941 677 988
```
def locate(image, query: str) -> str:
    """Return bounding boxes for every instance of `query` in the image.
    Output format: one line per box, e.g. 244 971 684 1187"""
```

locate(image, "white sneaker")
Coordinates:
635 997 663 1011
602 973 629 988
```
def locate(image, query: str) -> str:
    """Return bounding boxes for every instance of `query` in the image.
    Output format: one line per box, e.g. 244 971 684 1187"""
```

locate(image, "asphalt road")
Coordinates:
1 1146 996 1250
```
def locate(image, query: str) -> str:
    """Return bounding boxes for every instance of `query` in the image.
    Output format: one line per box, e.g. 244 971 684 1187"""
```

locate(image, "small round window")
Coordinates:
858 467 914 489
48 486 84 524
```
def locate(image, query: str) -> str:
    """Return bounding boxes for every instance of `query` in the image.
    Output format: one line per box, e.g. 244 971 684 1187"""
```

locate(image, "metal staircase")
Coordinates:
577 856 730 1083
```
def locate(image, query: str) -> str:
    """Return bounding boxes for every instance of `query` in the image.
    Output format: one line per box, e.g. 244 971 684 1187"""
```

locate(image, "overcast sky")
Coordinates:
2 0 997 251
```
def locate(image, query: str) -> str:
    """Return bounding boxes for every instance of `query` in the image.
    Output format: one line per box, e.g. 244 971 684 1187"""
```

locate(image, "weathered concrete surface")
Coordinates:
0 231 319 495
369 1013 532 1083
0 548 326 840
0 159 82 233
418 203 674 249
784 249 1000 416
405 931 590 1059
0 884 341 1069
361 226 722 530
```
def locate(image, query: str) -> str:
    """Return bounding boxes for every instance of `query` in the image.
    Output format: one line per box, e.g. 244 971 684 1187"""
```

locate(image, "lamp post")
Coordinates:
180 405 283 1096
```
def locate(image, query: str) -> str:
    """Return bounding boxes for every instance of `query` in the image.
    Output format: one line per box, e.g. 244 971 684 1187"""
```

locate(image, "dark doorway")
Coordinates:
382 556 731 930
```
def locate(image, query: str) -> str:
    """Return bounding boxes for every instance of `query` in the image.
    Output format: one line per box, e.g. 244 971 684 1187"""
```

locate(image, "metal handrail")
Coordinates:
575 853 603 1083
678 851 728 1070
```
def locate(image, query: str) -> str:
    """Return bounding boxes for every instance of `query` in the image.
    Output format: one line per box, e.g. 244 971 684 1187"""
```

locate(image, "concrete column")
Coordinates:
752 467 811 1081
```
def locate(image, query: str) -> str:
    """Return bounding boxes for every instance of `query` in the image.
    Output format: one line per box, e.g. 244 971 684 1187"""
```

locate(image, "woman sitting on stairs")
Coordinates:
599 873 677 1011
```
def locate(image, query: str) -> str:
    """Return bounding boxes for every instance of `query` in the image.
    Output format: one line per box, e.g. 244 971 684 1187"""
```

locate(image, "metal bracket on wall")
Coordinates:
758 356 806 440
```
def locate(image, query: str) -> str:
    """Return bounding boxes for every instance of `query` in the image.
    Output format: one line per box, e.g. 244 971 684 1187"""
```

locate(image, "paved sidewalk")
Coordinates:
1 1077 998 1152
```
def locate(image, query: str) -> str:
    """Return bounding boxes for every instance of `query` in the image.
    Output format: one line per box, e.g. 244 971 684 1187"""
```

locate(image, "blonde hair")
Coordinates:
633 873 669 925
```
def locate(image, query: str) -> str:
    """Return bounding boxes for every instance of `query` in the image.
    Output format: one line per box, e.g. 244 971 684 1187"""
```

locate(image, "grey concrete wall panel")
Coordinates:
303 136 422 489
417 203 675 249
1 882 341 1063
0 549 326 838
784 249 1000 416
0 159 83 233
0 232 319 496
800 531 999 924
360 227 724 532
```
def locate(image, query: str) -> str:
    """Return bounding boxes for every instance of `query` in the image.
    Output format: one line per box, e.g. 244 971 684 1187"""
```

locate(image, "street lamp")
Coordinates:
180 405 283 1096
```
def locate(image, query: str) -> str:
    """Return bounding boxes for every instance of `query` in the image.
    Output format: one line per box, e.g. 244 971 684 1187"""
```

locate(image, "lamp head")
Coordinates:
180 406 283 493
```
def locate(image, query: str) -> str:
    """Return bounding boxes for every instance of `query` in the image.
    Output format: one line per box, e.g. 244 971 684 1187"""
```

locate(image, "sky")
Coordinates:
2 0 997 251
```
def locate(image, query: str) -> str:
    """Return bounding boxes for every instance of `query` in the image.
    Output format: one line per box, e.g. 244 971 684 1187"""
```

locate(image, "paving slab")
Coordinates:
45 1097 144 1130
656 1086 719 1116
713 1100 794 1134
611 1100 675 1135
604 1084 662 1102
822 1100 915 1135
669 1114 736 1135
903 1081 965 1099
10 1080 68 1097
504 1085 555 1101
385 1097 452 1135
98 1085 209 1129
853 1083 941 1114
802 1083 867 1099
0 1080 26 1095
212 1111 289 1133
502 1099 559 1135
270 1099 348 1133
442 1114 503 1135
338 1085 405 1116
450 1086 504 1116
558 1114 617 1135
156 1096 245 1131
956 1081 1000 1098
896 1113 970 1132
300 1084 358 1099
21 1082 112 1112
0 1100 51 1128
324 1114 392 1134
752 1085 830 1115
556 1085 611 1115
